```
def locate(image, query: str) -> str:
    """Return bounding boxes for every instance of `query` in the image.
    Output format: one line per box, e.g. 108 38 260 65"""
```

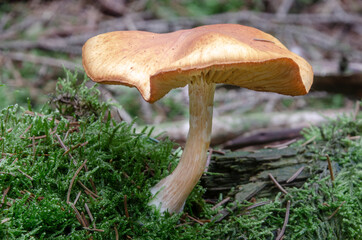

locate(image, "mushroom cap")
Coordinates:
82 24 313 103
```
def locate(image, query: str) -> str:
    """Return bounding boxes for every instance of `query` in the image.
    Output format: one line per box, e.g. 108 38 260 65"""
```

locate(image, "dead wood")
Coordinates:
147 109 351 146
201 143 340 202
222 127 304 150
313 74 362 98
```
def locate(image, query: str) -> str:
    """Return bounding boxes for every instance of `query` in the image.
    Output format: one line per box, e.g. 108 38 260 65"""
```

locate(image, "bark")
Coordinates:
201 143 340 222
145 109 351 146
222 127 304 150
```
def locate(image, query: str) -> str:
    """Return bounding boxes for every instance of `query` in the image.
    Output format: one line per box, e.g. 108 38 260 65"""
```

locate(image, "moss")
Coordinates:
0 71 360 239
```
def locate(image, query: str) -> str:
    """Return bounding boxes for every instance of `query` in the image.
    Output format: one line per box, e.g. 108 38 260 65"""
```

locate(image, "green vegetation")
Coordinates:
50 70 109 119
0 71 361 239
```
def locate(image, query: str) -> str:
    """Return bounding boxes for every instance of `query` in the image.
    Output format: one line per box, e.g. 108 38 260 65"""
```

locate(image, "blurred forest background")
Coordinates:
0 0 361 149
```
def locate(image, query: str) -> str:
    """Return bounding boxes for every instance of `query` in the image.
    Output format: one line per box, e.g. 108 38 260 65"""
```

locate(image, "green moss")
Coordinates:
0 71 360 239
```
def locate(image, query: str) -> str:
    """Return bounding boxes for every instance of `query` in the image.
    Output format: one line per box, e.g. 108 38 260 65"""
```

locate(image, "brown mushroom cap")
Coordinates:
82 24 313 103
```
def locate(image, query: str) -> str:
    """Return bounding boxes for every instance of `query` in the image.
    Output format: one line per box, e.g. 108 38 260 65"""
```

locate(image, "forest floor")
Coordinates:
0 0 361 239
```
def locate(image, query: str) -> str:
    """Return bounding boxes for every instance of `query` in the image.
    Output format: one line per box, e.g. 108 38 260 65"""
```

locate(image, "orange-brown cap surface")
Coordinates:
82 24 313 103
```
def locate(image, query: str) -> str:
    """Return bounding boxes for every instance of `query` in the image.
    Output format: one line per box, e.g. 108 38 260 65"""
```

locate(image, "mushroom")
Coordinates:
82 24 313 213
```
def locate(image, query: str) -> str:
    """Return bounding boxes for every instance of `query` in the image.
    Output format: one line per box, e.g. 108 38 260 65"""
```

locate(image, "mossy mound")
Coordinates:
0 71 361 239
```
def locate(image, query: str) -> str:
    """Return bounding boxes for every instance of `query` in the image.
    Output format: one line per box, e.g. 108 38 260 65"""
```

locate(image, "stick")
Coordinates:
11 158 18 165
246 201 271 210
84 190 96 200
83 227 105 232
326 155 335 184
186 214 205 225
212 149 225 155
114 225 119 240
268 173 288 195
286 166 305 183
327 201 346 220
77 181 99 198
237 201 271 217
70 203 87 227
23 111 60 123
73 191 82 206
17 169 33 181
19 124 32 139
301 136 316 147
32 136 36 157
204 148 213 174
211 197 230 210
122 172 141 189
67 159 87 204
89 178 98 195
1 218 11 224
85 203 96 228
63 141 89 155
124 195 129 218
1 186 10 207
276 200 291 240
265 139 297 149
81 211 89 227
55 134 76 165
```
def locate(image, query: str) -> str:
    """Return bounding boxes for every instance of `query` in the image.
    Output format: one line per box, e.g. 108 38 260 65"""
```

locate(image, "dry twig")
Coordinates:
301 136 316 147
55 134 76 165
211 197 230 210
63 141 89 155
246 201 271 211
326 155 335 184
73 191 82 206
1 186 10 208
81 211 89 227
268 173 288 195
276 200 291 240
19 124 32 139
77 181 99 198
186 214 209 225
204 148 213 174
83 227 105 232
17 169 33 181
67 159 88 204
122 172 141 189
114 224 119 240
32 136 36 157
70 203 87 227
124 195 129 218
85 203 96 228
1 218 11 224
286 166 305 183
327 201 346 220
237 201 271 216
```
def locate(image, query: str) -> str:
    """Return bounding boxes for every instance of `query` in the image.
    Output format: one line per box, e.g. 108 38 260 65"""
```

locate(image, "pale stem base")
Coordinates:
149 80 216 213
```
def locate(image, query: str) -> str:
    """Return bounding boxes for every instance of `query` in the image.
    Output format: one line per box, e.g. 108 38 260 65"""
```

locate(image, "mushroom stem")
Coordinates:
149 78 216 213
